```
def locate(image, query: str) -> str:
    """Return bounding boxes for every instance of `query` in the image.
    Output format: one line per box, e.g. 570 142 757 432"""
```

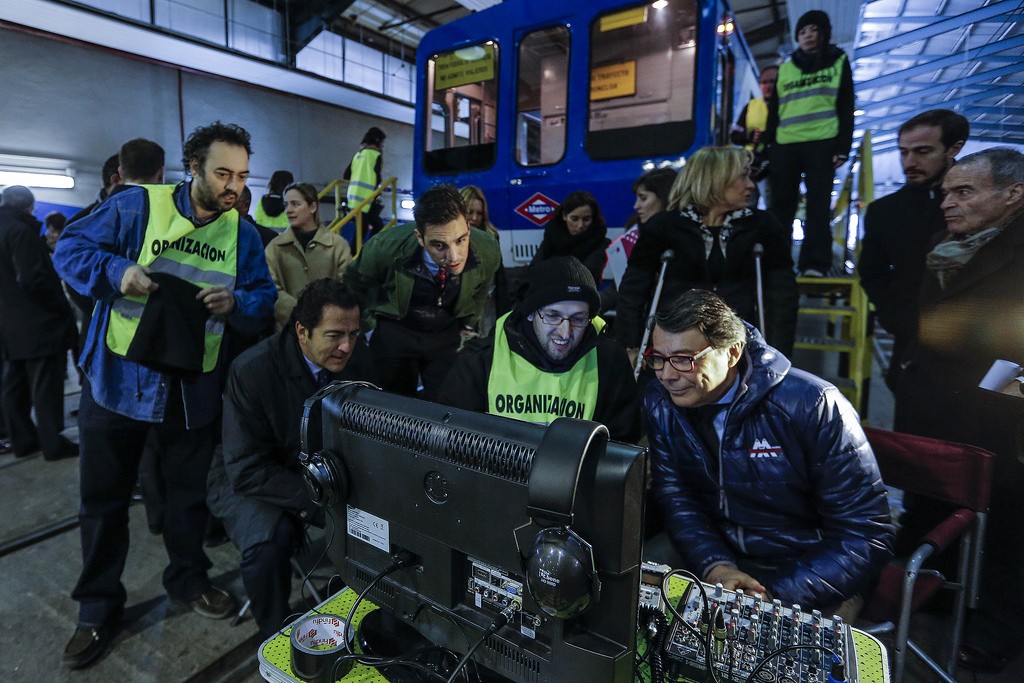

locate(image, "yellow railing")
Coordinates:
319 176 400 256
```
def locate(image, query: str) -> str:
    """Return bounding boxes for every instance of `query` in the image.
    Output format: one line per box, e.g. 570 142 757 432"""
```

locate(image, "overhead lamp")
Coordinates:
651 0 668 9
0 170 75 189
854 109 866 117
0 154 76 189
400 199 416 210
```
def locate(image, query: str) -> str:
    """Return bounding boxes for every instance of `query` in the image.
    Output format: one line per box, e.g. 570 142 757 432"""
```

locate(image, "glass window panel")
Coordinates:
424 42 499 174
515 26 569 167
588 0 698 160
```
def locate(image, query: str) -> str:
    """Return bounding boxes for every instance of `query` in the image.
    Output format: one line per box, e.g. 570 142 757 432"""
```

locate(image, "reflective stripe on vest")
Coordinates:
776 54 845 144
744 98 769 150
106 185 239 373
254 196 290 231
486 312 602 423
346 148 381 214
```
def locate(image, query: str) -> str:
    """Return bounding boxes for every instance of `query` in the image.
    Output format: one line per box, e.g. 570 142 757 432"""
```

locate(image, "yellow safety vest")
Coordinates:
106 185 238 373
744 98 769 150
486 312 602 423
346 148 381 214
254 197 290 231
776 54 846 144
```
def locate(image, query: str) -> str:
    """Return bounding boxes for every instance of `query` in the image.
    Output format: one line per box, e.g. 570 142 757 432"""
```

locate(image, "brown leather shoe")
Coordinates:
63 625 112 669
184 586 236 619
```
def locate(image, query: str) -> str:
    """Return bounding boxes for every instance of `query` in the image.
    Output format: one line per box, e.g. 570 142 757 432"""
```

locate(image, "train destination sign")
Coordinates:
433 44 496 90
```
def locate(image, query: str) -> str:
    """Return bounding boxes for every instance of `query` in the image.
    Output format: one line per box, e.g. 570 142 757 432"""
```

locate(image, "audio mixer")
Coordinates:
638 568 890 683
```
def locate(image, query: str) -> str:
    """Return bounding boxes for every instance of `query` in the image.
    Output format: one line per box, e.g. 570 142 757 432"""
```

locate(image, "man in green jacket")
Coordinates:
344 184 500 400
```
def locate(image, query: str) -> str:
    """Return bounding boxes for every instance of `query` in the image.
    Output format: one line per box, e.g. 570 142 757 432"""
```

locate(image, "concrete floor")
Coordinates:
0 310 1020 682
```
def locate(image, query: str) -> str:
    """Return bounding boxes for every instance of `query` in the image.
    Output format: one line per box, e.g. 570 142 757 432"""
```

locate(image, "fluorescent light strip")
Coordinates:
0 170 75 189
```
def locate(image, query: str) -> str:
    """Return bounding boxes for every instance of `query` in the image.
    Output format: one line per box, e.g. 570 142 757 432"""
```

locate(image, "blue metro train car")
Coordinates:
413 0 760 266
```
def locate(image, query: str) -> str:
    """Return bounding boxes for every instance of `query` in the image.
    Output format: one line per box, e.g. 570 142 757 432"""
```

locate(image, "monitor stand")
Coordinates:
357 609 513 683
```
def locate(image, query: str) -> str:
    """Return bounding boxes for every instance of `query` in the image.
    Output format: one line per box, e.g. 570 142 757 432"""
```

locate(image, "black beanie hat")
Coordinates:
795 10 831 44
519 256 600 316
363 127 386 145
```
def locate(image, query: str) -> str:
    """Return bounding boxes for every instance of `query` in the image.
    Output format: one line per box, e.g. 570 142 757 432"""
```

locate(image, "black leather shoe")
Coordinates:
957 643 1011 673
183 586 236 619
63 625 112 670
0 439 13 455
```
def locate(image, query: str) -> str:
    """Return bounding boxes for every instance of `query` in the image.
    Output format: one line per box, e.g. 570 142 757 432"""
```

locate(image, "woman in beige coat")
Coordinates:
265 182 353 329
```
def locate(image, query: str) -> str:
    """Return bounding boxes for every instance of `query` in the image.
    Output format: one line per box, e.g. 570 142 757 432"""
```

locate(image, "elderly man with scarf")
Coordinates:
896 147 1024 674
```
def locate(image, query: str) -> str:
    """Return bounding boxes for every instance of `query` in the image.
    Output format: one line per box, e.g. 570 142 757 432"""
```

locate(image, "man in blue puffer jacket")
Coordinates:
643 289 892 618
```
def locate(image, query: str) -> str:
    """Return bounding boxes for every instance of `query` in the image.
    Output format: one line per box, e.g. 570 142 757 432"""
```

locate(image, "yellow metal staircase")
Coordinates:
793 275 874 420
319 176 400 256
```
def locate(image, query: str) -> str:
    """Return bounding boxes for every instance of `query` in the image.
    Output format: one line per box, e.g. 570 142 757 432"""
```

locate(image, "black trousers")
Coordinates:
371 319 460 401
1 352 67 458
72 381 217 627
239 514 303 639
768 138 837 273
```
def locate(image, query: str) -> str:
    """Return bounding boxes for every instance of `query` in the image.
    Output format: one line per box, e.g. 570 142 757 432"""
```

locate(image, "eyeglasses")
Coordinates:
643 345 714 372
535 309 591 329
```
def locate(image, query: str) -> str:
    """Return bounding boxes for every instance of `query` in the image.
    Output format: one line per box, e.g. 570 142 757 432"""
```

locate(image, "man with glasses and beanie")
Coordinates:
642 289 892 621
440 256 640 443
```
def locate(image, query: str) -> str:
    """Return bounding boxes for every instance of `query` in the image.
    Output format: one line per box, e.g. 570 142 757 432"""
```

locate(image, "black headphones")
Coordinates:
300 449 347 508
521 419 606 619
297 382 378 508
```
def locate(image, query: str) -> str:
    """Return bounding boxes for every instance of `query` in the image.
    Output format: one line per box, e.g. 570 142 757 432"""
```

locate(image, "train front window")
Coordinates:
588 0 697 160
424 42 499 174
516 26 569 167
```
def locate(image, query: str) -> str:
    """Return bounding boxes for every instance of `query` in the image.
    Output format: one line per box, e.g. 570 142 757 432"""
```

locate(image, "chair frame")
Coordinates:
859 427 994 683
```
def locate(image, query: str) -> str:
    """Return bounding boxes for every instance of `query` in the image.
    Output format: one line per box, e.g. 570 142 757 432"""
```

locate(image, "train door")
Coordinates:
421 41 500 194
505 23 572 265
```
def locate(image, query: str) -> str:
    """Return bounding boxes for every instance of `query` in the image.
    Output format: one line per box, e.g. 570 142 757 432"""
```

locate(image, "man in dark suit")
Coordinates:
0 185 78 460
207 278 377 638
859 109 968 397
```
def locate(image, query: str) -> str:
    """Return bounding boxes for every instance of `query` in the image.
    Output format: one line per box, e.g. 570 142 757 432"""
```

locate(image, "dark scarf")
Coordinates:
926 226 1006 289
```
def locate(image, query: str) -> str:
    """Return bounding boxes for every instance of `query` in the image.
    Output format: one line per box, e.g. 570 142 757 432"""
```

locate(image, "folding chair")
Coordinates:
859 427 995 683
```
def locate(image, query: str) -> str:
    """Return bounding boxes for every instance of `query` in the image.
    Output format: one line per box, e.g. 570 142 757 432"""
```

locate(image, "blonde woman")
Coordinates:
618 146 797 359
460 185 499 238
265 182 352 329
460 185 507 334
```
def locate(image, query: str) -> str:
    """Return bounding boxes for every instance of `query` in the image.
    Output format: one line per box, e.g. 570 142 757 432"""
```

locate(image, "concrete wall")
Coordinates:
0 25 414 211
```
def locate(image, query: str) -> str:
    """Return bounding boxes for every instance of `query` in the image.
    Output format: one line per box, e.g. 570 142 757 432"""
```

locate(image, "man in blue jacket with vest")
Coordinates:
643 289 891 620
53 122 276 669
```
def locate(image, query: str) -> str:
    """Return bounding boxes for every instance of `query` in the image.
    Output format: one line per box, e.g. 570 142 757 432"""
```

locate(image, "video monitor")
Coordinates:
300 382 647 682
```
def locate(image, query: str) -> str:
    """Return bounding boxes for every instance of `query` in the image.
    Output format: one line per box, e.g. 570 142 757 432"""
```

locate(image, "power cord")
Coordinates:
343 550 419 658
659 569 720 683
444 602 521 683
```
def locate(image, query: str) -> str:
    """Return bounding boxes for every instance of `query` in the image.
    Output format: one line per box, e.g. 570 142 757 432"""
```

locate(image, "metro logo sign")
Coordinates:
514 193 559 226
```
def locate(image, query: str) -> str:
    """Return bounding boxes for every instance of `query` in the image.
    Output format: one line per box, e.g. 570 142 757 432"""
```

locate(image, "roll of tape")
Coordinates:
290 613 353 682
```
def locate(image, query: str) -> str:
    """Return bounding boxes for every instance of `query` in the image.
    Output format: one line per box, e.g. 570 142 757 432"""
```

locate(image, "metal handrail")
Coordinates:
319 176 400 256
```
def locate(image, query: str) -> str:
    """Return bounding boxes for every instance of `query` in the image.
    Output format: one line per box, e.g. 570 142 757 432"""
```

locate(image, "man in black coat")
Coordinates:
897 148 1024 673
439 257 640 443
207 278 377 638
0 186 78 460
859 109 968 397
